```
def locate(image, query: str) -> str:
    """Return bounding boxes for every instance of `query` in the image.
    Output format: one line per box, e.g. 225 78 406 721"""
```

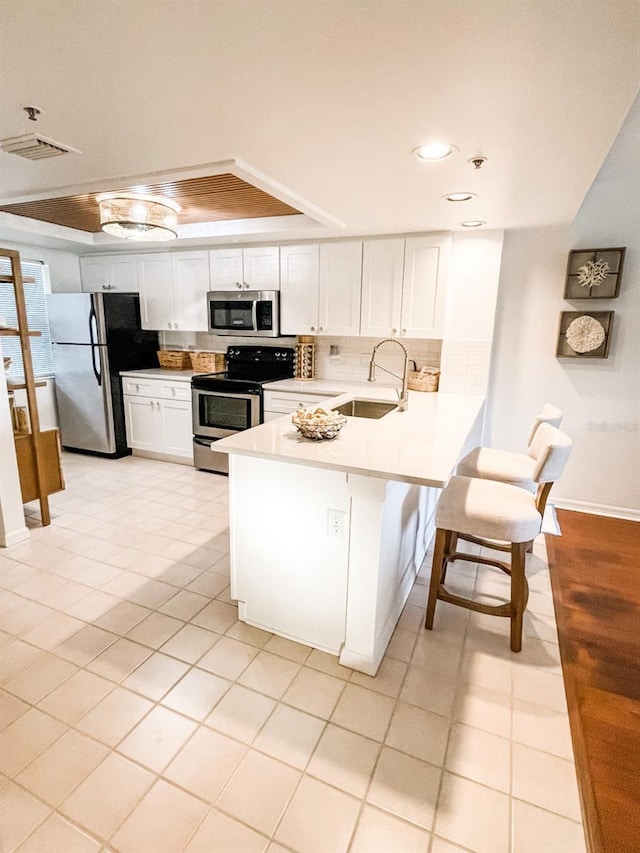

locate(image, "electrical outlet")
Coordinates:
327 508 346 539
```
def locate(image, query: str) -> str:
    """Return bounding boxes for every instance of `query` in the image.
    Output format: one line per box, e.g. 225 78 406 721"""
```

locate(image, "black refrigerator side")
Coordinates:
96 292 159 457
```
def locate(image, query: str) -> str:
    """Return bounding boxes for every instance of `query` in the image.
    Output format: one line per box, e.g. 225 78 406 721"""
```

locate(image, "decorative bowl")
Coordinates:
292 407 347 441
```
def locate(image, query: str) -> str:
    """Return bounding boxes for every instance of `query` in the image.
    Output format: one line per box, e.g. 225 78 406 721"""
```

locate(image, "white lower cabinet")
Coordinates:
123 377 193 462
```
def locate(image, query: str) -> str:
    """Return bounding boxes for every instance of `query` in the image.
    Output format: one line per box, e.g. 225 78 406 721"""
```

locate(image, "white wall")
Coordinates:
439 230 504 395
0 240 82 292
487 96 640 515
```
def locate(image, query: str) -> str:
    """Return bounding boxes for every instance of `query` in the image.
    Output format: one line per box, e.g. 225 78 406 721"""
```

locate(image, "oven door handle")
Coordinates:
193 436 211 447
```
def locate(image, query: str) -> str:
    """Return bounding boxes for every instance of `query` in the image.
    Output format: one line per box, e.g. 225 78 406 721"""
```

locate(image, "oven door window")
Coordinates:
211 300 254 332
198 393 254 432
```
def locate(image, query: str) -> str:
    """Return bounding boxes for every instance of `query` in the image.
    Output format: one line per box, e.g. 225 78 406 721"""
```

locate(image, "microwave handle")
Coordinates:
251 300 258 332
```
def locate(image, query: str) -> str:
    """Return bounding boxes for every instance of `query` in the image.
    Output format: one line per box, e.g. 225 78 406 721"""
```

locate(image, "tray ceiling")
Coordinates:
0 174 300 233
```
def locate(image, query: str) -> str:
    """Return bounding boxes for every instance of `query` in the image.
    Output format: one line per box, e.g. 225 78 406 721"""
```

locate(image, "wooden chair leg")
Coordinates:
441 531 457 581
425 527 448 629
510 541 528 652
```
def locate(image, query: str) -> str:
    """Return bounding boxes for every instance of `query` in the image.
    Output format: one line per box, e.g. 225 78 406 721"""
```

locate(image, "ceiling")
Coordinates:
0 0 639 251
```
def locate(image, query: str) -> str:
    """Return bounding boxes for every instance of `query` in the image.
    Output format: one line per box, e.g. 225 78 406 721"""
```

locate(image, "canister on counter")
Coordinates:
294 335 316 380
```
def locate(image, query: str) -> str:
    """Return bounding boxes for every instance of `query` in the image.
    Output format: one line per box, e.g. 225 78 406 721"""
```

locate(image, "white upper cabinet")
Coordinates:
171 251 209 332
318 241 363 336
138 255 173 330
401 235 450 338
359 234 450 339
243 246 280 289
80 255 140 292
280 244 320 335
360 239 405 337
209 246 280 291
139 252 209 331
209 248 244 291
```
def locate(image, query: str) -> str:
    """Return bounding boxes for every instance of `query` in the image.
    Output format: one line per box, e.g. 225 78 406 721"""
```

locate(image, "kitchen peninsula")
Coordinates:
216 387 484 674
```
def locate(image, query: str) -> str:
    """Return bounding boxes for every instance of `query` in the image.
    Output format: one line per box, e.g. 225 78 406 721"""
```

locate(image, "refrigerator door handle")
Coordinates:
89 303 98 346
91 345 102 386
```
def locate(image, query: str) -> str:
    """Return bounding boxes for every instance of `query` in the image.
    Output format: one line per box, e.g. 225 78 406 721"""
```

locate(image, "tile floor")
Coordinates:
0 452 586 853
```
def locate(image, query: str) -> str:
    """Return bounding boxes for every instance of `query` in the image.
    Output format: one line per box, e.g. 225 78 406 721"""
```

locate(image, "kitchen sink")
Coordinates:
333 399 397 419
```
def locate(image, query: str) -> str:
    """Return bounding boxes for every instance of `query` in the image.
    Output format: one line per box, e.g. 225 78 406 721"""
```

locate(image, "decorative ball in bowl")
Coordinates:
292 406 347 440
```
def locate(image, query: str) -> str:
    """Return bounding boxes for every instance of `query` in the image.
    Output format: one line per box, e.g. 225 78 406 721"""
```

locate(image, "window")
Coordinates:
0 259 53 379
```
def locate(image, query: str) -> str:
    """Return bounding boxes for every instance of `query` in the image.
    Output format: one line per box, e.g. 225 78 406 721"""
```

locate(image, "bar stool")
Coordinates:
425 424 572 652
457 403 563 493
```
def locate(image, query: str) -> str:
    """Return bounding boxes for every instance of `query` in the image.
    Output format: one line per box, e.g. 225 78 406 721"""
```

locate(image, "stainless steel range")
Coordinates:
192 345 295 474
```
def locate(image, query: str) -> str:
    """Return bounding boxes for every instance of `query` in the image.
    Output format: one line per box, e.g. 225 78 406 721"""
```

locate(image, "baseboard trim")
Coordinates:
1 526 30 548
553 498 640 522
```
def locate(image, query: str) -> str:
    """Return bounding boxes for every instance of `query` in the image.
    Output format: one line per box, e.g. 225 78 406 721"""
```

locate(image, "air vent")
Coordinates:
0 133 81 160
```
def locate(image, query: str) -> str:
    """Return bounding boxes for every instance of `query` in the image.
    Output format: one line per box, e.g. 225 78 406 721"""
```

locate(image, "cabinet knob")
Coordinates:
318 326 324 332
392 328 397 335
102 284 114 291
236 282 242 289
310 326 315 332
401 328 407 335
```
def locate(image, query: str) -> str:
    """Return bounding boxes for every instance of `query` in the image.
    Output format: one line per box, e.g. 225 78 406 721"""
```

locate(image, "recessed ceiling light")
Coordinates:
459 220 486 228
413 143 456 161
443 192 477 202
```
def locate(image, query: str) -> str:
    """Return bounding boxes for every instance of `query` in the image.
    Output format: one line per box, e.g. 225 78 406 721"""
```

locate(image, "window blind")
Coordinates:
0 259 54 379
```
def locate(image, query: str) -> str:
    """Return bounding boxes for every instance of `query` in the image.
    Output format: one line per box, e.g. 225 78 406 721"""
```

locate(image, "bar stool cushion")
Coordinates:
437 475 542 543
456 447 536 490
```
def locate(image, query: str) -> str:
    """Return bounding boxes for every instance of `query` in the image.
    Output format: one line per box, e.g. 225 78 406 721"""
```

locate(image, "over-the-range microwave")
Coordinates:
207 290 280 337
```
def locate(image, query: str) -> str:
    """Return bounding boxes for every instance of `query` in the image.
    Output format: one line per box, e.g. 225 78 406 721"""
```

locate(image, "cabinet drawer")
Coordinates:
122 378 191 401
159 382 191 401
264 390 338 415
122 378 158 397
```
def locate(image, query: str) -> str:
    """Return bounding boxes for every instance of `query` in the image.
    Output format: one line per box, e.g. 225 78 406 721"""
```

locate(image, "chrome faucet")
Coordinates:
367 338 409 412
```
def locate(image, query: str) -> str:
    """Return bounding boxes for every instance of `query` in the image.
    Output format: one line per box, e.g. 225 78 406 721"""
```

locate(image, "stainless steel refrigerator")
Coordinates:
47 292 159 457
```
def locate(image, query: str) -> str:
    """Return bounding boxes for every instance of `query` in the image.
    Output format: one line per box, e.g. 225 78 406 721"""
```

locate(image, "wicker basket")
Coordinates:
157 350 192 370
407 364 440 392
189 351 226 373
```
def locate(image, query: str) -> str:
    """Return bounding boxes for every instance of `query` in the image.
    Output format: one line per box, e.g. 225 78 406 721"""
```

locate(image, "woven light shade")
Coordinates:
96 193 180 241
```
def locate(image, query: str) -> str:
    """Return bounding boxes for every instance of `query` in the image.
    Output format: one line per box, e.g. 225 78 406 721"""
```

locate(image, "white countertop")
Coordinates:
120 368 196 382
215 388 485 487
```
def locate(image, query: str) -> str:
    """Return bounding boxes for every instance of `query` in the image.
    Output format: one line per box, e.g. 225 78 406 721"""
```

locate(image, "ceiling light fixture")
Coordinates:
459 220 486 228
413 142 457 161
443 192 477 202
96 193 180 241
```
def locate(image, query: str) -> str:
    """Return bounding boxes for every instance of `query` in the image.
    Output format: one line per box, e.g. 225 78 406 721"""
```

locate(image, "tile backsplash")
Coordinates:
160 331 442 385
438 340 492 394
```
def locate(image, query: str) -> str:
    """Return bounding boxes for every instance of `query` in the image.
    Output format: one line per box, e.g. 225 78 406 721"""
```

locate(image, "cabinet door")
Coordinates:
138 254 174 331
318 241 362 336
209 248 244 291
171 251 209 332
158 399 193 457
242 246 280 290
123 395 158 450
400 235 450 338
360 239 404 337
279 244 320 335
80 257 112 292
109 256 140 292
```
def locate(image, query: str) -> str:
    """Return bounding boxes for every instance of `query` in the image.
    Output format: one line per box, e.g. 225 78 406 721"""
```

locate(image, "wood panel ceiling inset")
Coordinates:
0 173 300 232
